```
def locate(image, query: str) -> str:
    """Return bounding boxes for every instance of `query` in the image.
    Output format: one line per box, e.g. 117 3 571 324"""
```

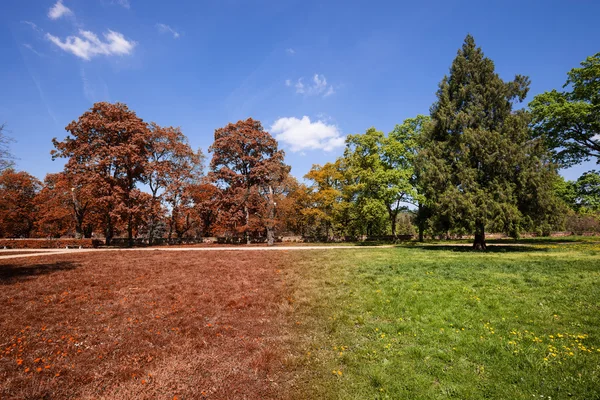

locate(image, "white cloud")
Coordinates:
46 30 136 60
271 116 345 152
285 79 291 87
156 23 180 38
286 48 295 55
290 74 335 98
48 0 73 20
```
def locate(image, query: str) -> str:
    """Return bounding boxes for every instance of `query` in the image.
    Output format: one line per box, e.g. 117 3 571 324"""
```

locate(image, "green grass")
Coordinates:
289 242 600 399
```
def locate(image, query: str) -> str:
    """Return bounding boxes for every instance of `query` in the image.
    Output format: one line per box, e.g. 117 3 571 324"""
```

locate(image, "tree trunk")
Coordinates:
418 204 424 242
245 205 251 245
105 216 113 246
71 192 83 239
473 222 486 250
74 216 84 240
147 208 157 246
148 220 155 246
127 214 134 248
387 206 397 238
267 185 275 246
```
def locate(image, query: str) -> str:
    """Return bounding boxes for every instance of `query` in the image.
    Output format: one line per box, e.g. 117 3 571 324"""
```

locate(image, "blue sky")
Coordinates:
2 0 599 182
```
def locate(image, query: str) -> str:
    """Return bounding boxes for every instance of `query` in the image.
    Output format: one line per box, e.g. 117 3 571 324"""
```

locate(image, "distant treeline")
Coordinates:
1 35 598 248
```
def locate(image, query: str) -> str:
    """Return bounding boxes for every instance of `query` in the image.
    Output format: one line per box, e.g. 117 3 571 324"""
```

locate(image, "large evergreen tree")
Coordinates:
419 35 561 249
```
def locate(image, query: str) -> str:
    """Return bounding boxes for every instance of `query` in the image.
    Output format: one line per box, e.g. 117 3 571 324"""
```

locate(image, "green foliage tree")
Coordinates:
553 174 577 210
344 126 417 237
529 52 600 167
573 170 600 213
393 115 431 241
419 35 562 249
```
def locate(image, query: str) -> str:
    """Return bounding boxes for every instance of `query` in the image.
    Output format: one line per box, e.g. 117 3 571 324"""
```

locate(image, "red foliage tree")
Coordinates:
0 169 42 238
52 102 149 246
35 172 97 238
189 181 222 238
146 123 203 244
208 118 289 245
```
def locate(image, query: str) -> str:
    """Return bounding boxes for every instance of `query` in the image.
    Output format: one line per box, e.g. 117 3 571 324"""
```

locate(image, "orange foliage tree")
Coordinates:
146 123 203 244
188 181 222 237
52 102 149 246
208 118 290 245
0 169 42 238
35 172 98 238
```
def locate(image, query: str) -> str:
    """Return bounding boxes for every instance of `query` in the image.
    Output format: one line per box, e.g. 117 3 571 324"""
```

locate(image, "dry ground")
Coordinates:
0 251 303 399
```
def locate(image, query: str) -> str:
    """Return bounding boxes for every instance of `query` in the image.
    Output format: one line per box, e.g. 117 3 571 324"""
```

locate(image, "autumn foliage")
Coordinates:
209 118 290 245
1 103 305 245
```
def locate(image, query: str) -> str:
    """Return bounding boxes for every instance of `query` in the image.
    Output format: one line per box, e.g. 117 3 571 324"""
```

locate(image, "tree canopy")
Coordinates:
530 52 600 167
2 37 599 245
419 35 561 248
209 118 290 245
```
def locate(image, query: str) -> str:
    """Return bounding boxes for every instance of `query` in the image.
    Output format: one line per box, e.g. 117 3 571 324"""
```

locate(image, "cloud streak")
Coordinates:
156 23 180 38
271 116 345 152
48 0 73 20
23 44 45 57
46 30 136 60
22 21 43 33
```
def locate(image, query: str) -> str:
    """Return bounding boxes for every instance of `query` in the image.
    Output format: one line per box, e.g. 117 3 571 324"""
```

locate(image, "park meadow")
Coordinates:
1 26 600 400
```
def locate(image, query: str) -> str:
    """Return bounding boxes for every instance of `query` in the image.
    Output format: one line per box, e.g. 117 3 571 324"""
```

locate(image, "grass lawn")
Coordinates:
1 242 599 399
288 242 600 399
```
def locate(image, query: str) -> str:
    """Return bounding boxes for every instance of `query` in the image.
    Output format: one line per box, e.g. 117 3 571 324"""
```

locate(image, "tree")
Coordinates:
146 123 203 244
530 52 600 167
275 176 311 236
574 170 600 212
419 35 560 249
0 123 15 172
34 173 73 238
393 115 431 241
35 172 97 239
208 118 289 245
344 125 419 237
304 161 346 239
0 169 41 238
52 102 149 246
189 181 222 237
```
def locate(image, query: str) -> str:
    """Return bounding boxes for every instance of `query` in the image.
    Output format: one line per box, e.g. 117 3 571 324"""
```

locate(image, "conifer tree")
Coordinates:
419 35 561 249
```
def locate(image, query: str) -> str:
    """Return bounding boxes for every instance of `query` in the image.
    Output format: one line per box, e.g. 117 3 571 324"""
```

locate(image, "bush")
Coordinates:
565 213 600 235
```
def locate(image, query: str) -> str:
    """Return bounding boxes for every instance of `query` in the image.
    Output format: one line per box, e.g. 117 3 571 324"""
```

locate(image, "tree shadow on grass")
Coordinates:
0 261 79 284
414 245 548 253
486 238 596 245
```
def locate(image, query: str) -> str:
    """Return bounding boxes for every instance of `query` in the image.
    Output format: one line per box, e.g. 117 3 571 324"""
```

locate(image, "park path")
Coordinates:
0 245 395 260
